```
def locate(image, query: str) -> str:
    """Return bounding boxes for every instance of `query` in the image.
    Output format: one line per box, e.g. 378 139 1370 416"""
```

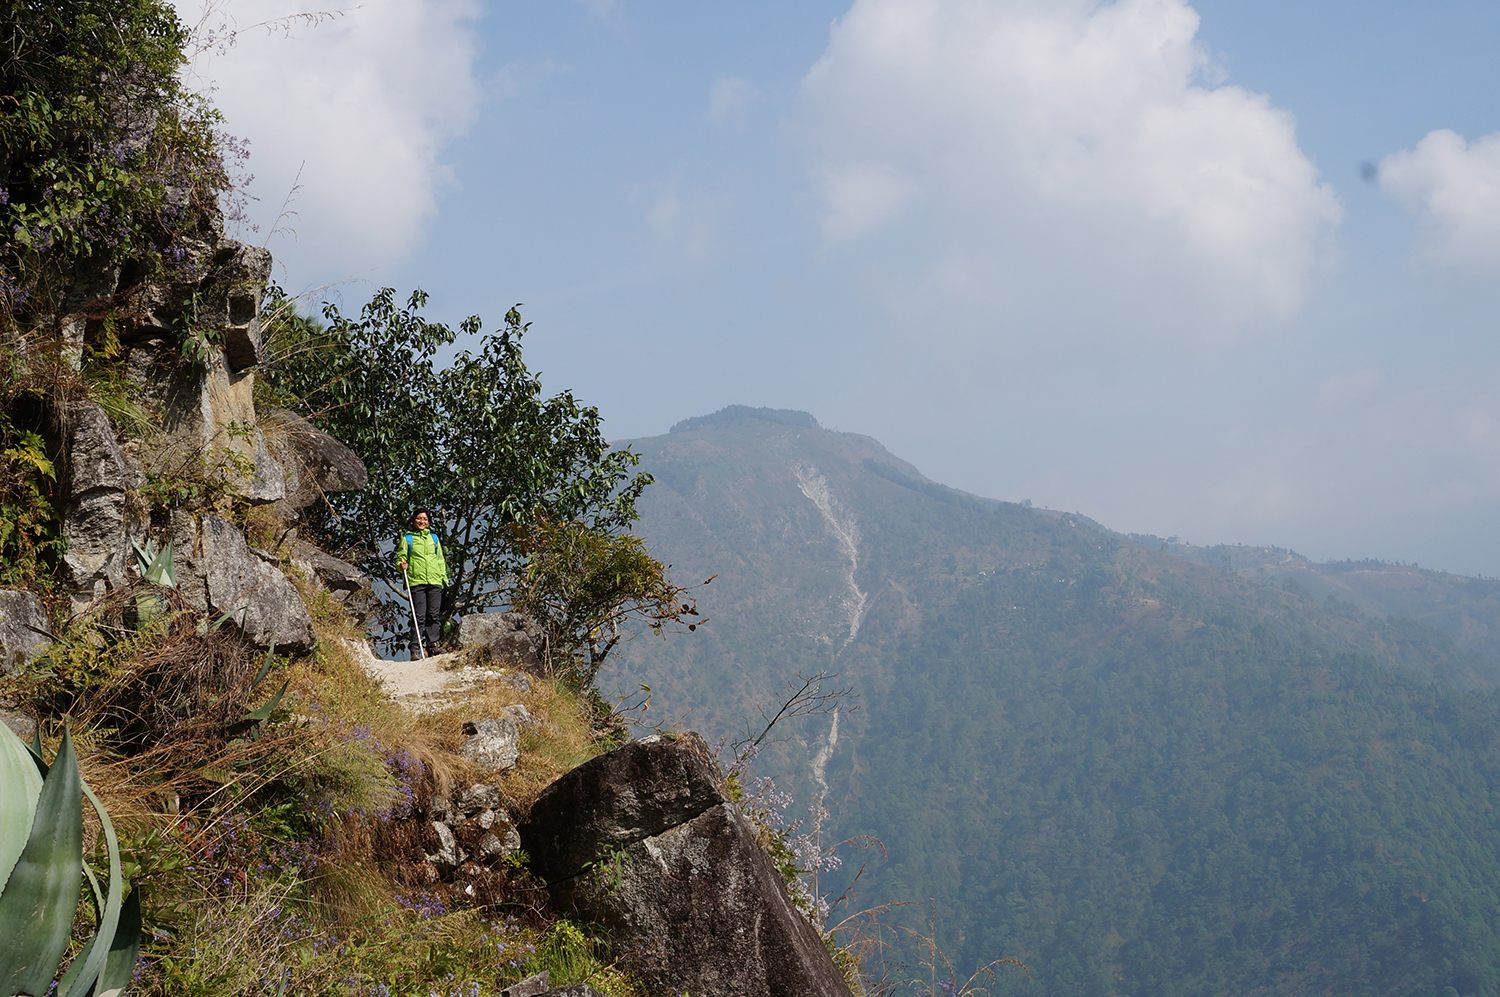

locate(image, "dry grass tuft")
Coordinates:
426 671 603 811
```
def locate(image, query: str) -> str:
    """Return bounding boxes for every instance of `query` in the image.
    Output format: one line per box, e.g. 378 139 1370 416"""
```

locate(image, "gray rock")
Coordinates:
243 428 287 504
127 340 286 506
521 733 721 879
475 826 521 860
290 540 372 616
458 611 545 673
456 782 503 814
537 987 606 997
460 706 533 772
217 243 272 372
0 590 51 675
497 972 550 997
429 821 462 871
170 512 315 653
54 400 146 611
519 733 852 997
0 709 37 743
502 672 534 693
263 409 367 515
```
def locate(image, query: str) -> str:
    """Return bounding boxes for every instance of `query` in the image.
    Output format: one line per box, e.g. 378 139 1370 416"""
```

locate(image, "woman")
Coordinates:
396 509 448 657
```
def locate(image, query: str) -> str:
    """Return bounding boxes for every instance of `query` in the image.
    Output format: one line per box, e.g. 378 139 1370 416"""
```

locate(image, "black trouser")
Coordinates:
410 584 443 657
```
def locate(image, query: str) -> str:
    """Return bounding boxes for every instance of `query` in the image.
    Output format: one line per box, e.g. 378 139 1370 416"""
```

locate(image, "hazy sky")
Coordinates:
177 0 1500 576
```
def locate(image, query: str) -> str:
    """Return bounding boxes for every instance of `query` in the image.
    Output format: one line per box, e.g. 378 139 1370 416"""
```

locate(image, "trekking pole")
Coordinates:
402 564 427 660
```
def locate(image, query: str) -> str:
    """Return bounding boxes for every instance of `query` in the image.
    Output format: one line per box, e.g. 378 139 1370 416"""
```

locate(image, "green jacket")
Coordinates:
397 529 448 586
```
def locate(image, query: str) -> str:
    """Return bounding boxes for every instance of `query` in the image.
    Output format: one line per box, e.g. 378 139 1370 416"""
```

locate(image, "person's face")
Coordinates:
413 513 429 530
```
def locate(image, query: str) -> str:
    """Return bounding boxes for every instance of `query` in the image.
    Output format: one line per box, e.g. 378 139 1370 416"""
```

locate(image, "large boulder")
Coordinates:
459 611 545 673
124 339 286 506
519 733 853 997
215 242 273 372
290 539 373 618
263 409 368 516
55 400 146 612
122 230 287 510
170 512 314 653
0 589 51 675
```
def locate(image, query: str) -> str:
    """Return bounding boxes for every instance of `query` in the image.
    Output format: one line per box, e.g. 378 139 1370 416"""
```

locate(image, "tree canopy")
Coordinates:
1 0 229 322
262 288 657 650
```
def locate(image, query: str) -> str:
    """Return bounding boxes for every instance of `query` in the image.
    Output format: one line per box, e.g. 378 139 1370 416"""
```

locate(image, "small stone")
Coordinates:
476 828 523 861
0 589 51 676
456 782 502 814
498 972 550 997
460 707 532 772
428 821 463 871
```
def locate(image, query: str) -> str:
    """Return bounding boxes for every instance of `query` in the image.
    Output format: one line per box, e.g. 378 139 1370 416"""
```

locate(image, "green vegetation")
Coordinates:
0 4 827 996
5 571 644 995
0 725 140 996
509 516 701 682
0 0 230 324
616 410 1500 996
259 289 662 649
0 410 60 589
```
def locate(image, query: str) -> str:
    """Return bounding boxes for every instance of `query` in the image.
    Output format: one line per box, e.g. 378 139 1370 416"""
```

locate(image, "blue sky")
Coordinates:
179 0 1500 576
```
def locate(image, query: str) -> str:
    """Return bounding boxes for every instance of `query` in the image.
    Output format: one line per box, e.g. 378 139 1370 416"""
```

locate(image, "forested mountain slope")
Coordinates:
613 405 1500 996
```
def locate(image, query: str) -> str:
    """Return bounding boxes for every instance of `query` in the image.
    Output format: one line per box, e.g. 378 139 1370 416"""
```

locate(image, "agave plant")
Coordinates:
0 724 140 996
129 540 176 628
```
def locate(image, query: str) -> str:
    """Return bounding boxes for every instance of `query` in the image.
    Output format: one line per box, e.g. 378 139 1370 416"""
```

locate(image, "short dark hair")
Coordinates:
412 509 432 522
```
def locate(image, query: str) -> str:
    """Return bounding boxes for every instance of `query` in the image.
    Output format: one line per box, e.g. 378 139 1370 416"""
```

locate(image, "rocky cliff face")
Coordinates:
4 225 856 993
521 733 855 997
2 213 366 660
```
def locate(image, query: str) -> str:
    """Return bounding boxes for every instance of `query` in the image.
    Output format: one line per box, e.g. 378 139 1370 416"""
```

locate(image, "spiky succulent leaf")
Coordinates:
132 539 175 587
0 723 44 896
251 643 278 689
95 888 141 997
143 542 174 588
0 729 84 994
57 773 126 996
227 679 290 739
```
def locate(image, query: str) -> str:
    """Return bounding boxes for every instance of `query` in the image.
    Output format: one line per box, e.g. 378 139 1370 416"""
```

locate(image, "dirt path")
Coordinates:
340 639 517 712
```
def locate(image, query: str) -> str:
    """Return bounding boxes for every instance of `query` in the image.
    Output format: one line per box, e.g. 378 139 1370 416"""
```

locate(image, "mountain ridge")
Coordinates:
613 407 1500 995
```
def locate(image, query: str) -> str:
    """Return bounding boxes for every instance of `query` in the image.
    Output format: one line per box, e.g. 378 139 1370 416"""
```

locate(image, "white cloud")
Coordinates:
1380 129 1500 281
172 0 482 287
797 0 1341 337
635 181 715 261
708 76 753 124
819 162 915 240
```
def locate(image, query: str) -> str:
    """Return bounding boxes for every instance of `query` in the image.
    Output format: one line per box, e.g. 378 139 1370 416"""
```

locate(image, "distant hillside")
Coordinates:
1153 540 1500 676
614 406 1500 996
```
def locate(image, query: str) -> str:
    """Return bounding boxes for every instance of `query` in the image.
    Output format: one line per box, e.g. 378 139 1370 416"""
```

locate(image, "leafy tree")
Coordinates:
0 0 230 323
508 516 701 682
261 288 654 647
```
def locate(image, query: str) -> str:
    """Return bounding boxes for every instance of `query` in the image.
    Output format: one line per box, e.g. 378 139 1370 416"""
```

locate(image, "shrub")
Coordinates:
0 0 231 324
